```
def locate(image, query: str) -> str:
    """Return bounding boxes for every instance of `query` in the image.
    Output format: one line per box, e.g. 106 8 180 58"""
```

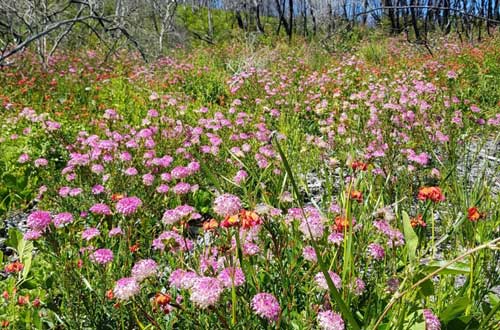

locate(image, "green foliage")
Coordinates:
358 41 388 65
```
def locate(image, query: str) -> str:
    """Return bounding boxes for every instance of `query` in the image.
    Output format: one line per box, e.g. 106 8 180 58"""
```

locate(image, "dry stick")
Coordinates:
373 236 500 329
47 7 86 61
0 15 99 63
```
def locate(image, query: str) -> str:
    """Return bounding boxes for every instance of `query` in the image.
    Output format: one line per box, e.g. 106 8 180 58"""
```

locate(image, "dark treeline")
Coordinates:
210 0 500 41
1 0 499 65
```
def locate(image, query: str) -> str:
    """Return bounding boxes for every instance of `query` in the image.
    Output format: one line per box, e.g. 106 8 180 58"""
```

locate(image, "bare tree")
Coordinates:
0 0 180 65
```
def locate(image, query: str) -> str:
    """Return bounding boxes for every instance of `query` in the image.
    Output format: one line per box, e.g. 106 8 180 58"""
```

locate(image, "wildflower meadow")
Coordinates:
1 29 500 330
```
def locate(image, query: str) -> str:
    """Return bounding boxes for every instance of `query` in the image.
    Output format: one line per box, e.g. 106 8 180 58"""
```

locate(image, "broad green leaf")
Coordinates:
20 279 38 289
440 297 470 323
18 237 33 279
6 227 21 249
410 322 425 330
402 211 418 262
423 260 471 275
488 293 499 306
417 278 435 297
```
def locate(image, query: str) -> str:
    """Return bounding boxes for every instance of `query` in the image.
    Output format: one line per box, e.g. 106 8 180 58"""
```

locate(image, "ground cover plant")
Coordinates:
0 35 499 329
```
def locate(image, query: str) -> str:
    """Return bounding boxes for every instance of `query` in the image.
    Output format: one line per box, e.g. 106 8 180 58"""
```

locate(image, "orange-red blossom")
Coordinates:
410 214 427 228
351 161 368 171
350 190 363 203
418 186 445 202
154 293 171 306
4 261 23 273
467 207 485 222
203 219 219 231
333 216 350 232
221 210 262 229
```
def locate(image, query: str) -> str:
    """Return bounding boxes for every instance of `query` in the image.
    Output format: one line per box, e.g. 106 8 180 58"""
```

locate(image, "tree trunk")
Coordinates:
287 0 293 41
254 1 264 33
410 0 421 40
385 0 397 34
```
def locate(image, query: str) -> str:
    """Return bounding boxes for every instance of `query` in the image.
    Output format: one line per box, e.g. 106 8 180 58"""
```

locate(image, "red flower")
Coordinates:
129 242 140 253
32 298 41 308
418 187 445 202
467 207 485 222
106 290 114 300
220 214 239 228
351 161 368 171
17 295 29 306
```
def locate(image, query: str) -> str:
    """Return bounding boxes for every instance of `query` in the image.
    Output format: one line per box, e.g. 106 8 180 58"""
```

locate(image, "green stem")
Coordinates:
273 134 361 330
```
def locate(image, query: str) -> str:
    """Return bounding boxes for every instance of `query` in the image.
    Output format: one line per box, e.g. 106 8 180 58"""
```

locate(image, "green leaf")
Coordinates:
82 276 94 292
445 315 479 330
440 297 470 323
19 279 38 289
410 322 425 330
5 228 21 249
273 135 360 330
402 211 418 262
418 278 435 297
2 174 17 188
18 236 33 279
488 293 499 306
423 260 471 275
17 174 29 189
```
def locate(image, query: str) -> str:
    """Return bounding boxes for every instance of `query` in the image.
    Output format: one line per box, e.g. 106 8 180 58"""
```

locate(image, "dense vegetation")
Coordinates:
0 21 499 330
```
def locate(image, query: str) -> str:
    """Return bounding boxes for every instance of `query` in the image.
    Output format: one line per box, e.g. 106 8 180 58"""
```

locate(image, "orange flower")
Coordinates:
240 210 262 229
154 293 171 306
418 187 445 202
467 207 485 222
203 219 219 231
4 261 23 273
106 290 114 300
111 193 125 202
333 216 349 232
129 242 140 253
410 214 426 228
350 190 363 203
1 320 9 328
